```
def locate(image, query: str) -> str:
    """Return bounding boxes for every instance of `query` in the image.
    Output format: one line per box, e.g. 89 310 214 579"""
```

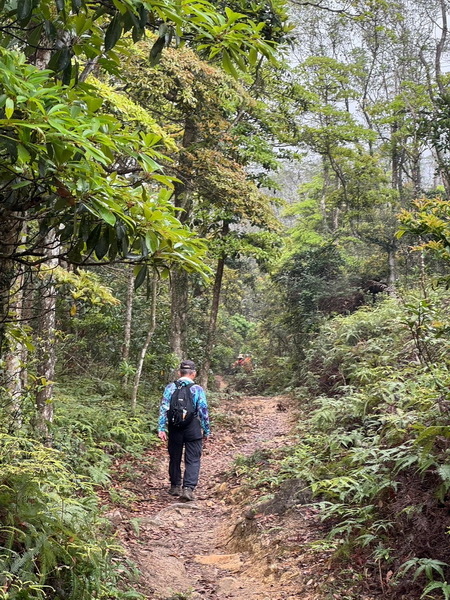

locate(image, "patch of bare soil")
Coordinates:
106 391 339 600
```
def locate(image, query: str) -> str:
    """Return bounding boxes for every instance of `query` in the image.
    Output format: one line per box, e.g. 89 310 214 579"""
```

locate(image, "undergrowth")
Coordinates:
233 291 450 599
53 376 158 484
289 292 450 599
0 376 159 599
0 434 143 600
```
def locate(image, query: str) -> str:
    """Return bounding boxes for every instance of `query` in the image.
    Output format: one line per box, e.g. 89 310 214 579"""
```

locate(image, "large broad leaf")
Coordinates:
48 48 71 73
149 35 166 66
134 264 147 290
105 14 123 52
89 200 117 226
95 228 110 260
17 0 32 20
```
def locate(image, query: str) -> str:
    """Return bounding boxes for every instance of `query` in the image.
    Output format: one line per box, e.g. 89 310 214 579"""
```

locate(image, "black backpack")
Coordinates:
168 381 195 428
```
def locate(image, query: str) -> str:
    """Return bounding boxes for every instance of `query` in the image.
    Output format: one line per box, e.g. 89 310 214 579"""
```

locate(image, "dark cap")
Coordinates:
179 359 196 371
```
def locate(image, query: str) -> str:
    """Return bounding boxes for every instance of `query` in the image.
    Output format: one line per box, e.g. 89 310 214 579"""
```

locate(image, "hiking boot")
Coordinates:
181 487 195 501
168 485 182 496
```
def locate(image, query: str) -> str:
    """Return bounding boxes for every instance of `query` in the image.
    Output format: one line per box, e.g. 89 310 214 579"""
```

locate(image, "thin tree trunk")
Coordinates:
411 149 422 198
199 226 228 389
0 211 24 355
131 279 158 412
170 116 198 359
170 269 189 361
391 122 401 192
20 281 32 390
35 231 59 443
19 227 33 391
419 239 426 294
435 0 448 96
199 258 225 389
4 267 25 429
433 149 450 198
122 267 134 388
387 246 397 289
321 158 331 233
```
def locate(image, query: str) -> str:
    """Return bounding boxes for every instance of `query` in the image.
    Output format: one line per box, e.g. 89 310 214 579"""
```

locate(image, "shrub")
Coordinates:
0 434 140 600
272 291 450 598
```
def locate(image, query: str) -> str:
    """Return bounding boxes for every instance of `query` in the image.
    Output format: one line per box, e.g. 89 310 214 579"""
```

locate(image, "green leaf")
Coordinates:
90 200 117 226
27 23 44 47
84 96 103 112
221 51 238 78
11 179 31 190
85 224 100 250
248 46 258 66
48 47 71 73
145 231 159 253
17 0 32 20
134 265 147 290
224 7 246 23
5 98 14 119
149 36 166 66
95 229 110 260
17 144 31 163
62 60 72 85
105 14 123 52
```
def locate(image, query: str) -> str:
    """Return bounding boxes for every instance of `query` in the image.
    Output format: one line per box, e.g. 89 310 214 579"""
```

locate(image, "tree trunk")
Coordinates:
433 148 450 198
0 211 24 355
198 257 225 389
199 230 228 389
411 149 422 198
435 0 448 97
131 278 158 412
321 158 331 233
169 116 198 359
20 275 33 390
391 122 401 192
170 269 189 361
35 231 59 443
4 267 25 429
387 246 397 289
19 227 34 391
122 267 134 388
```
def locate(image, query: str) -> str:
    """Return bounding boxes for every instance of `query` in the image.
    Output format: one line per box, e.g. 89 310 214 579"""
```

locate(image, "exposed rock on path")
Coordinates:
109 393 330 600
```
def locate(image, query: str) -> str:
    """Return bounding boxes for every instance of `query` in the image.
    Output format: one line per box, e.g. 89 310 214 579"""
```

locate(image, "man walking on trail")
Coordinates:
158 359 211 502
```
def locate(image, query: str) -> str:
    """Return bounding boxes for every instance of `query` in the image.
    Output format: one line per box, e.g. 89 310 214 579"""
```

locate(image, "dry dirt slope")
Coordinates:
109 393 336 600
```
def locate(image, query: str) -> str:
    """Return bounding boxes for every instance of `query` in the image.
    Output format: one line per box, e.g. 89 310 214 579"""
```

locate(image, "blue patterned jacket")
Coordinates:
158 377 211 436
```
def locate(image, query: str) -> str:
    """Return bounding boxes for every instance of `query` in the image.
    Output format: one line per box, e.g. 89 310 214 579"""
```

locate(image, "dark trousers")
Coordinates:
168 435 203 489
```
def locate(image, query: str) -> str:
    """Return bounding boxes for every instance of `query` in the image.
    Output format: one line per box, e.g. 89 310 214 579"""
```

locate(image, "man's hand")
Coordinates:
158 431 167 442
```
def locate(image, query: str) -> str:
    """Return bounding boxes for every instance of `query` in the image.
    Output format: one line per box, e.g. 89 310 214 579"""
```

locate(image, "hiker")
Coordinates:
232 354 253 373
157 359 211 502
231 353 244 373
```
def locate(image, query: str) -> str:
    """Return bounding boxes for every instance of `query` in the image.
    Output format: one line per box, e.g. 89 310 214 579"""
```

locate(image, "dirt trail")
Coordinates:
110 392 329 600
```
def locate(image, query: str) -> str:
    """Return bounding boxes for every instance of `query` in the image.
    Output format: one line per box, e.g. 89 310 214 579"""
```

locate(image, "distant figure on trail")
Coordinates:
232 354 253 373
157 359 211 502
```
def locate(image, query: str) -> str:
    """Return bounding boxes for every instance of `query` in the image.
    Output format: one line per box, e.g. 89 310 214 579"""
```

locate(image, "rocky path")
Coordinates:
108 392 331 600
